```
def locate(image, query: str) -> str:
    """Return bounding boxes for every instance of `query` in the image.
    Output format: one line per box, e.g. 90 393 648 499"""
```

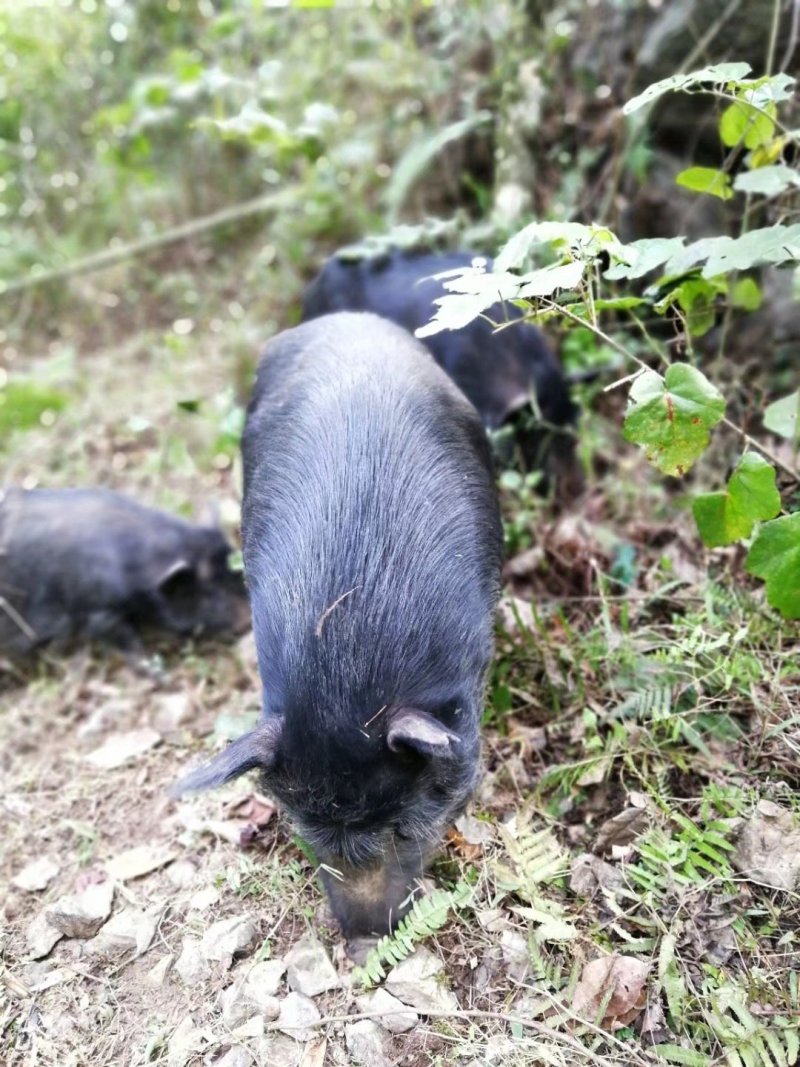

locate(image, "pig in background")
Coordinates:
0 487 251 656
301 248 582 496
176 312 503 958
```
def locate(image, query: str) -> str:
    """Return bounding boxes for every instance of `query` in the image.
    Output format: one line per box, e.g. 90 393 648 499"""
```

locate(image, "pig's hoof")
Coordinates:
346 936 378 964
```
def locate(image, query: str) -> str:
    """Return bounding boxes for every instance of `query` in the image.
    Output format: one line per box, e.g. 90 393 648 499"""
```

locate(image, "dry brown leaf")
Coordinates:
104 844 177 882
571 954 649 1029
299 1037 327 1067
594 807 649 855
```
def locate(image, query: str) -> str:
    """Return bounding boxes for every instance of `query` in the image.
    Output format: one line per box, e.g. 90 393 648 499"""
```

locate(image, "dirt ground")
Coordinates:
2 256 799 1067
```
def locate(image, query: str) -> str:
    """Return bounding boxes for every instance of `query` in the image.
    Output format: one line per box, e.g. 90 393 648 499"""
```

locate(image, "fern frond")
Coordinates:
351 880 472 988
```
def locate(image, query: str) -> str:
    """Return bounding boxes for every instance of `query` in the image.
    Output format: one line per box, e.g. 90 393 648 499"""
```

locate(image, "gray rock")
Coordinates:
276 991 321 1042
242 959 286 1006
345 1020 392 1067
201 915 259 968
26 910 64 959
284 936 339 997
167 1014 214 1067
13 857 59 892
385 946 458 1013
144 954 174 987
214 1047 253 1067
500 929 530 983
251 1034 302 1067
357 987 417 1034
175 936 211 985
46 880 114 939
85 906 159 958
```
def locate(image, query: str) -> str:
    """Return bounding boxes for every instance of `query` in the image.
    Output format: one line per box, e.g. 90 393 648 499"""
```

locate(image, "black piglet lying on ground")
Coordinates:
175 312 503 959
0 487 251 656
301 248 583 496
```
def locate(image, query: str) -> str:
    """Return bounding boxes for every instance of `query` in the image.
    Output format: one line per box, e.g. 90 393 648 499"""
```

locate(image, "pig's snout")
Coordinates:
320 858 422 953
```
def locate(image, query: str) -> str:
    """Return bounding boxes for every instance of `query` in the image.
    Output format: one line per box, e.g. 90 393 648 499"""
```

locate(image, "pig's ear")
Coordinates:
386 707 460 759
171 717 281 797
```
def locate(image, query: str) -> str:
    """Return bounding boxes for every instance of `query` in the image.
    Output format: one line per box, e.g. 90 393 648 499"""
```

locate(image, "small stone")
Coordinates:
242 959 287 1005
47 880 114 939
153 692 193 732
26 910 64 959
13 857 59 892
166 860 198 888
201 915 259 967
215 1047 253 1067
253 1034 302 1067
285 935 339 996
188 886 219 911
500 929 530 983
175 936 211 984
104 844 176 882
145 954 174 987
230 1015 265 1040
167 1014 214 1067
385 946 458 1013
219 984 253 1029
85 728 161 769
345 1020 392 1067
85 906 159 958
276 992 321 1042
357 987 418 1034
454 813 494 847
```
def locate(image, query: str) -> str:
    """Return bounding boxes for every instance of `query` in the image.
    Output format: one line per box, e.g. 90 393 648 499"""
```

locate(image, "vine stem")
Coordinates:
0 188 293 297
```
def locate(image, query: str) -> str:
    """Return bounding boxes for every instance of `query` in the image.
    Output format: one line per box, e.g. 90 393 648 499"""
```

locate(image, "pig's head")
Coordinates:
150 527 251 639
173 704 478 956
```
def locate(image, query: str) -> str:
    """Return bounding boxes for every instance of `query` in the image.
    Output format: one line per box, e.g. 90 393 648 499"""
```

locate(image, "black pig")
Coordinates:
0 488 250 655
301 249 581 492
176 312 503 956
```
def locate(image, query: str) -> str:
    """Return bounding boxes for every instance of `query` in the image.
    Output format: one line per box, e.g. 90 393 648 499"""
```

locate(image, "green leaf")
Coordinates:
384 111 491 220
662 223 800 279
731 278 762 310
495 221 618 272
657 1045 711 1067
763 390 799 440
623 62 752 114
734 164 800 197
676 166 733 201
623 364 726 476
719 101 775 149
655 277 723 337
693 452 781 548
746 514 800 618
605 237 686 281
0 380 68 440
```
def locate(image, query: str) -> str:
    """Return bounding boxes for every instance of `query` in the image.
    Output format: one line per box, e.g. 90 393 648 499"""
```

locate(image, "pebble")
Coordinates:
215 1047 253 1067
344 1020 392 1067
276 991 322 1042
46 880 114 940
385 947 458 1013
357 987 418 1033
85 906 159 958
104 844 176 882
285 935 339 996
85 728 161 769
201 915 259 968
242 959 287 1005
145 954 174 987
12 857 59 893
26 910 64 959
175 936 211 985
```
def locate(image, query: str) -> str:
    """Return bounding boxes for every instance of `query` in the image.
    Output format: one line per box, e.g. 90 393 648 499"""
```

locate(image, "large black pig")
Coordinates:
0 488 250 655
301 249 581 492
175 312 503 956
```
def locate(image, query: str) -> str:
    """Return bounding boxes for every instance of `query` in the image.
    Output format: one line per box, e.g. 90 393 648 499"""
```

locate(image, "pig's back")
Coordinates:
241 312 502 716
